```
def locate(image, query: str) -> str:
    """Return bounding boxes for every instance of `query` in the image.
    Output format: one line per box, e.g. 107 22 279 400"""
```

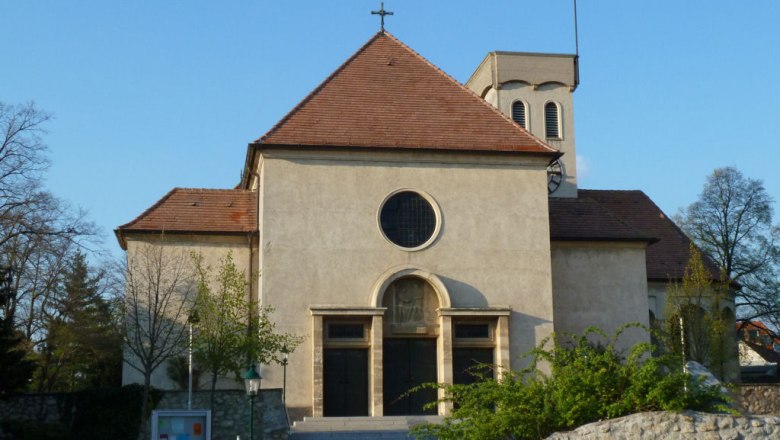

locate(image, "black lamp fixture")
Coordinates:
244 364 262 440
281 344 290 404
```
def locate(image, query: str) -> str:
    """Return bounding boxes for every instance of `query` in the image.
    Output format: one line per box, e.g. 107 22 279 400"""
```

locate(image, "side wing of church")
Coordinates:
116 32 731 419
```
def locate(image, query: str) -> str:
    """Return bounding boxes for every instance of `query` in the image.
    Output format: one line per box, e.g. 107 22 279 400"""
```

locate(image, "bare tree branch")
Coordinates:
676 167 780 327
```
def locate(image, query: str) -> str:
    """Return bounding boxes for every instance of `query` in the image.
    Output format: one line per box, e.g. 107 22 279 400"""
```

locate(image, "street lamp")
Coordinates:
244 364 262 440
281 344 290 404
187 309 200 410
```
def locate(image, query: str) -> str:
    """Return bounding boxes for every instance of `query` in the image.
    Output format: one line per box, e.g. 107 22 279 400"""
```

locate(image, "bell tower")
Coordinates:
465 52 579 198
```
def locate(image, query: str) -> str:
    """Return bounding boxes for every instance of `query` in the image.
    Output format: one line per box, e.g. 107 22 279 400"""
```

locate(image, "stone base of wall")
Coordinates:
547 411 780 439
0 389 288 440
0 393 66 425
146 389 288 440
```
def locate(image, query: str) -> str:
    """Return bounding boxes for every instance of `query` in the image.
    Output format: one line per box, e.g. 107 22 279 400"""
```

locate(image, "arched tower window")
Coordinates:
511 101 527 129
544 102 561 139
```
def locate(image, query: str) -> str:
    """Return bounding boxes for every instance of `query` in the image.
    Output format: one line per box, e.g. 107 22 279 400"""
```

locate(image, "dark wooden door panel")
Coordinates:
324 348 368 417
453 348 494 385
383 338 437 415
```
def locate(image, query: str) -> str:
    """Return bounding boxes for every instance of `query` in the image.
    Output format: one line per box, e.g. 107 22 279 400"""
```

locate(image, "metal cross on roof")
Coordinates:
371 2 393 32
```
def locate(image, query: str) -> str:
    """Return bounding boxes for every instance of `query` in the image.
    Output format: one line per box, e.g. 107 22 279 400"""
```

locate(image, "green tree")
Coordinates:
165 355 202 391
35 252 121 392
412 326 729 440
0 101 98 388
0 265 35 397
676 167 780 329
663 245 735 380
192 252 303 409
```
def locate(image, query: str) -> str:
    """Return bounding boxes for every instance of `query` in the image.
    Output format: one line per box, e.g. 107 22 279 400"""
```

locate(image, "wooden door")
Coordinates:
323 348 369 416
383 338 438 415
453 347 494 385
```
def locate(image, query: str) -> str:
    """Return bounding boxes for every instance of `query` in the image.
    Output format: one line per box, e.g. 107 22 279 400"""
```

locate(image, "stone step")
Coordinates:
288 431 415 440
289 415 443 439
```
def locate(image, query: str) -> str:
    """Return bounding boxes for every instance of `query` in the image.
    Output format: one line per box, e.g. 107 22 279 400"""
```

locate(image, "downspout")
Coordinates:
492 52 501 111
250 151 263 307
246 150 262 371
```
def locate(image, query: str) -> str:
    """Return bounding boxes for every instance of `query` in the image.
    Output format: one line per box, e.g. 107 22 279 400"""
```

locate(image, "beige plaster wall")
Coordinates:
551 242 650 350
648 282 668 321
121 234 254 390
649 281 736 321
256 149 556 415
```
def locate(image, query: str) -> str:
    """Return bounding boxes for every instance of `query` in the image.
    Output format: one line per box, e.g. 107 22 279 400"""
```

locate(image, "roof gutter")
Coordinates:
247 142 562 160
114 229 258 251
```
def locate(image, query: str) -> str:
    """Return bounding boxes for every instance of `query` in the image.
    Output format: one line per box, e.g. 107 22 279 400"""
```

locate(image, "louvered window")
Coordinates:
545 102 561 139
511 101 527 129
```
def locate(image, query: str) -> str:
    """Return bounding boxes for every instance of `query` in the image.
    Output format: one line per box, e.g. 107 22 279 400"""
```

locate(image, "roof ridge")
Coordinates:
380 32 557 153
254 32 385 145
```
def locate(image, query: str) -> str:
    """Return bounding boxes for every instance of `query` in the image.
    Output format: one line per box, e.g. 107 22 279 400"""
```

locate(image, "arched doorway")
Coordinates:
381 276 440 415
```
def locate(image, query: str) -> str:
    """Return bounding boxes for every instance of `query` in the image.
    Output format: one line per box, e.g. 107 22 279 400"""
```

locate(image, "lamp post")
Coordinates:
244 364 262 440
281 344 290 404
187 310 200 410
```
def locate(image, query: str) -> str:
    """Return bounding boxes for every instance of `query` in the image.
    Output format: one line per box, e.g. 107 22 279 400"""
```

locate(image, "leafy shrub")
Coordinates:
53 384 162 440
412 325 730 440
0 419 69 440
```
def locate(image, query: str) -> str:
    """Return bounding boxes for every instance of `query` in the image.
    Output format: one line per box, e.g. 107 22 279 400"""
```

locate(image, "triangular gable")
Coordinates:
254 32 557 153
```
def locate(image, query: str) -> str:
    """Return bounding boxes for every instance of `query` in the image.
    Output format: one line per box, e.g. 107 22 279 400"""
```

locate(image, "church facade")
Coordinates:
117 32 728 419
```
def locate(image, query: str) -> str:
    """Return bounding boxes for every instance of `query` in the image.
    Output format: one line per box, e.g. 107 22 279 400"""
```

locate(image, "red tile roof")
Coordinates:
549 197 655 243
253 32 557 154
738 322 780 364
116 188 256 249
576 190 721 281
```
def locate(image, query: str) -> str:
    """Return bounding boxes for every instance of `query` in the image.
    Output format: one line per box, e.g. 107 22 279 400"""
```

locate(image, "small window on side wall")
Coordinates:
511 101 527 129
545 102 561 139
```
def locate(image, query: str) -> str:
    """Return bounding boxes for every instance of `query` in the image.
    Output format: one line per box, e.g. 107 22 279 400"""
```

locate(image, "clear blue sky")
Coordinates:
3 1 779 256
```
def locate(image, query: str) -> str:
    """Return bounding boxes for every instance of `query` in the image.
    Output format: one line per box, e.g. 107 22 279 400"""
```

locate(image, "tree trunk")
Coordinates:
210 371 218 410
140 371 152 436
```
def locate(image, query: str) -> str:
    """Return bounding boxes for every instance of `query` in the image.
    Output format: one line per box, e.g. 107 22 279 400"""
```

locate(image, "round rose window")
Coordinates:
379 191 438 249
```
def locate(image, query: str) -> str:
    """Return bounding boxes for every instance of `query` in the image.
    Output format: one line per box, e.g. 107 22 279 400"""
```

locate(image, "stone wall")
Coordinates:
0 393 65 425
145 389 288 440
736 384 780 415
547 411 780 439
0 389 288 440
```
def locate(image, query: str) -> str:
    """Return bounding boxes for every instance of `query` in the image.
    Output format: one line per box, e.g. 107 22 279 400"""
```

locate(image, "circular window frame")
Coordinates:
377 189 442 252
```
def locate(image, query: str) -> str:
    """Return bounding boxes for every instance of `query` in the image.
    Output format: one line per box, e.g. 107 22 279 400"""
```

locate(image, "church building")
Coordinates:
116 31 728 420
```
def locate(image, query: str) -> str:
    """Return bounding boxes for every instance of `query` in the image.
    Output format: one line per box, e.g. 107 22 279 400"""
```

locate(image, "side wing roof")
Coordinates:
115 188 256 249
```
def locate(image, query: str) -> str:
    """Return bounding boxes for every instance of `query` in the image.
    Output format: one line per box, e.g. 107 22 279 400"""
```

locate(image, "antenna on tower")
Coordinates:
573 0 580 88
574 0 580 56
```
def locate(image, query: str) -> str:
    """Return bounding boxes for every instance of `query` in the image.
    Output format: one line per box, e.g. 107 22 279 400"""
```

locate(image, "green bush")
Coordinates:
64 384 162 440
412 325 730 440
0 419 69 440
